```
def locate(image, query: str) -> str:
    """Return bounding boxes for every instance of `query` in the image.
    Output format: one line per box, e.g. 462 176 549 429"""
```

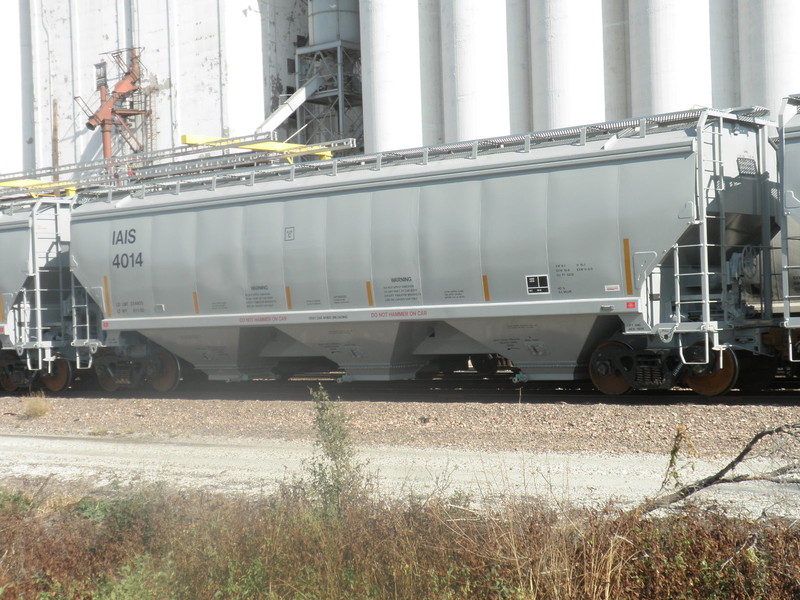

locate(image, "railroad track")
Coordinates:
34 370 800 406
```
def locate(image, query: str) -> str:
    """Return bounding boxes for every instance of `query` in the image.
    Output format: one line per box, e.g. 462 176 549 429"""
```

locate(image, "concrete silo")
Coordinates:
530 0 606 130
360 0 423 153
440 0 511 142
0 0 28 173
738 0 800 116
7 0 304 170
628 0 714 115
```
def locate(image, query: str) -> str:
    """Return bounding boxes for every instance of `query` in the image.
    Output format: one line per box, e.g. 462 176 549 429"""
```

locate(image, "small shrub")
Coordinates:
307 384 366 518
0 490 33 515
93 555 175 600
24 392 50 419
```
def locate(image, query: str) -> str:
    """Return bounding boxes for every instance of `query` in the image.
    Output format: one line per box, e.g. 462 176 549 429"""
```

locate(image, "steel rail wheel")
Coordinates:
148 350 182 393
95 365 120 393
734 352 777 393
589 341 633 395
0 372 18 393
41 358 73 393
681 347 738 397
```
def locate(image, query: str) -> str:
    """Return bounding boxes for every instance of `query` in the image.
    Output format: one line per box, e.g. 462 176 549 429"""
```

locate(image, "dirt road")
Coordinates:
1 384 799 515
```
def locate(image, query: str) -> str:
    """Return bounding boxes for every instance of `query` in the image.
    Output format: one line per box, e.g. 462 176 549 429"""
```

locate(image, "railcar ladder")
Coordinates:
779 97 800 362
70 274 100 369
671 114 728 365
12 200 72 373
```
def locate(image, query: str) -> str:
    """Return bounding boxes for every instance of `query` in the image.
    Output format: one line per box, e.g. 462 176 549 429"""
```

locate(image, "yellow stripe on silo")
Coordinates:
103 275 112 316
623 238 634 295
366 281 375 306
193 291 200 314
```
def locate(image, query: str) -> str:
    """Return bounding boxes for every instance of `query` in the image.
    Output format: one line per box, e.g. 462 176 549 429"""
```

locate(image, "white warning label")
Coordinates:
526 274 550 295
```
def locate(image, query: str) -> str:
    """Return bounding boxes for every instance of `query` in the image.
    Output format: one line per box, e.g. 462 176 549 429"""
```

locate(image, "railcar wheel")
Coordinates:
681 347 738 397
470 355 498 376
41 358 73 393
148 350 181 393
95 366 119 393
0 372 18 393
589 341 633 395
735 352 777 393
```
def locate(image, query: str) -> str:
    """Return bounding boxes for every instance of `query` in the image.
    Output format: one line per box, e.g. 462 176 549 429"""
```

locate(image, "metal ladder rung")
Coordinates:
674 271 720 278
675 300 722 306
675 243 726 249
675 298 723 304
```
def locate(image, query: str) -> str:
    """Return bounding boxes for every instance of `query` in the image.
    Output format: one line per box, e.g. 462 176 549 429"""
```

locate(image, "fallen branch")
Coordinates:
641 423 800 514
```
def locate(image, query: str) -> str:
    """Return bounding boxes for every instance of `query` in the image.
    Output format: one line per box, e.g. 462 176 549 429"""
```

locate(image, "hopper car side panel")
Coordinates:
69 136 703 382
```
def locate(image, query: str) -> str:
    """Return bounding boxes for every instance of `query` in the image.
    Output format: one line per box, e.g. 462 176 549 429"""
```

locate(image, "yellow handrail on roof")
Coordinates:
180 135 333 162
0 179 77 198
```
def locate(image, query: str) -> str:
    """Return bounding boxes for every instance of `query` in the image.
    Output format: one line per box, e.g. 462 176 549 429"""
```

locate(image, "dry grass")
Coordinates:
23 392 50 419
2 393 798 599
0 484 798 600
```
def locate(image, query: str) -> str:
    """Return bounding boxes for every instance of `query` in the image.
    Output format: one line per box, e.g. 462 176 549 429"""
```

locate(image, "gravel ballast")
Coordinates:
1 390 799 458
1 386 799 514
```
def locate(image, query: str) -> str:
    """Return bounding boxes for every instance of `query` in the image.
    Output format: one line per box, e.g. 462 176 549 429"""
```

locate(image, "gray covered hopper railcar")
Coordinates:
0 105 790 394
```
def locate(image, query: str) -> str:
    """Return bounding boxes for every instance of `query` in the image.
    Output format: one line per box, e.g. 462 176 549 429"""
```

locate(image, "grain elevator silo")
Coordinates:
530 0 606 129
440 0 511 142
4 0 800 169
0 0 306 173
360 0 423 153
738 0 800 115
628 0 715 116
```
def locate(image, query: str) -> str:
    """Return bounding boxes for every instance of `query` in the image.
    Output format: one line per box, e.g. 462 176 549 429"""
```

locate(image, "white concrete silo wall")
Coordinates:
1 0 25 173
133 0 269 146
628 0 713 116
602 0 630 122
530 0 605 130
441 0 511 142
507 0 532 135
738 0 800 116
418 0 444 146
220 1 265 137
709 0 739 109
19 0 132 167
360 0 423 153
138 1 230 143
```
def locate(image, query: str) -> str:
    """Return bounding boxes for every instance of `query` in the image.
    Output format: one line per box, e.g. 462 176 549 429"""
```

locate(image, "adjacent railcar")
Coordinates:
0 104 792 395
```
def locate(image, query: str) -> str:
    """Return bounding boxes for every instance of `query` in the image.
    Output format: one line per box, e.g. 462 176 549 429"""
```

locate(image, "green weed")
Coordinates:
307 384 366 518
